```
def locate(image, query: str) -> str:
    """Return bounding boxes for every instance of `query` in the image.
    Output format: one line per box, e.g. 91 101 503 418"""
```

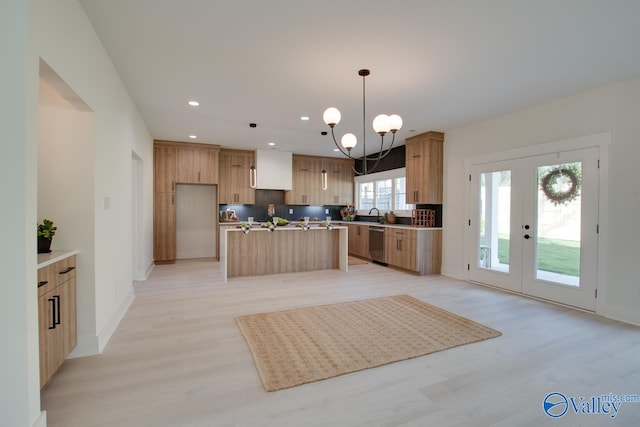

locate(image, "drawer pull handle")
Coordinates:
59 267 75 275
38 281 48 288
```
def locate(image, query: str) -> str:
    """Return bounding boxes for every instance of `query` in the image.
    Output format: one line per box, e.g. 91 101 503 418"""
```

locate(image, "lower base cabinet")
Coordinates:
385 229 442 275
347 223 369 258
38 256 77 388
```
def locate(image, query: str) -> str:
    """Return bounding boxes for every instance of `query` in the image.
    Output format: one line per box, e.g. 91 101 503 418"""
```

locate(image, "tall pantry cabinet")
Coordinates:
153 140 220 263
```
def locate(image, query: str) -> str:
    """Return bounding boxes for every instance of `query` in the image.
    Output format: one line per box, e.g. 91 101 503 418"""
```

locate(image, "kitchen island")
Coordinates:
220 225 348 282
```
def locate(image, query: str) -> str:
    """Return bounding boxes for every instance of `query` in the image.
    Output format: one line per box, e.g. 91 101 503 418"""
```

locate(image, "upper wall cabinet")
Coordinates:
176 146 219 185
154 140 220 187
322 157 354 206
219 149 255 204
405 131 444 204
286 155 355 206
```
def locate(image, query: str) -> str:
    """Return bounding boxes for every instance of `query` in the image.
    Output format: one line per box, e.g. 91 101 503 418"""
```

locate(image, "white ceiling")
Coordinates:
79 0 640 158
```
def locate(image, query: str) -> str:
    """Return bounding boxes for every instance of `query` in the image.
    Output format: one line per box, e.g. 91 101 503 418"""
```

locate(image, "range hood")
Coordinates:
255 149 292 190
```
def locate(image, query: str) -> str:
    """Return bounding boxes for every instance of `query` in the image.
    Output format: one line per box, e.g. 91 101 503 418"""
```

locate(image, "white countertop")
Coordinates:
335 221 442 231
37 249 79 268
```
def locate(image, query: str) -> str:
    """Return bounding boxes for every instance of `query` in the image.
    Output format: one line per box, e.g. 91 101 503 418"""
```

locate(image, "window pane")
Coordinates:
359 182 374 210
376 179 392 210
394 177 411 210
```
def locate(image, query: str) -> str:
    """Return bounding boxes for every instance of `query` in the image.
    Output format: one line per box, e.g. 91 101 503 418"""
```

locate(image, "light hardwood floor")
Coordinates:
41 260 640 426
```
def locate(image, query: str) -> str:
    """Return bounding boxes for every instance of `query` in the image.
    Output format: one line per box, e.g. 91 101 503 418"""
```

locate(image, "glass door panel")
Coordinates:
478 170 511 272
535 162 582 286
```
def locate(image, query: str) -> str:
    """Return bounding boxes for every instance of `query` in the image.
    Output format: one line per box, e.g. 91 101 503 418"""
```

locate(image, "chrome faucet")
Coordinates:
368 207 380 217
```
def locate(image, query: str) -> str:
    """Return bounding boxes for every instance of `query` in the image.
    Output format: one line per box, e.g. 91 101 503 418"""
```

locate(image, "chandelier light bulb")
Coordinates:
341 133 357 150
389 114 403 132
323 107 341 127
372 114 391 135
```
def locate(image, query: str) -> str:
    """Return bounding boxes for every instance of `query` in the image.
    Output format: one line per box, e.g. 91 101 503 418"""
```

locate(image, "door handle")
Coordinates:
524 234 531 239
54 295 61 325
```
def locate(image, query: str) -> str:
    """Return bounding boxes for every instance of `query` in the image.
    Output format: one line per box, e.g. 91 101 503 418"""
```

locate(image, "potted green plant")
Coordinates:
37 219 57 253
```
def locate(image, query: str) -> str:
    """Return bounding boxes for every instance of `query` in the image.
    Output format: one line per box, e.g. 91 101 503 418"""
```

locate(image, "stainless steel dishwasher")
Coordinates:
369 226 386 265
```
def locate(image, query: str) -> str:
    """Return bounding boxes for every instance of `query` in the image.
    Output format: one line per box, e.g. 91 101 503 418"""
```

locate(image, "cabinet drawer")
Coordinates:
53 255 77 285
37 264 56 297
38 256 77 296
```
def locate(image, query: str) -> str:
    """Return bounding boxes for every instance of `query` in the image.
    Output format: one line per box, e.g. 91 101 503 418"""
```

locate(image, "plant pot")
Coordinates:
38 236 52 254
387 211 397 224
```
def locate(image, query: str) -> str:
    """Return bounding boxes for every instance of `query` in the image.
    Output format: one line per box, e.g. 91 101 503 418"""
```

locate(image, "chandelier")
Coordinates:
323 69 403 175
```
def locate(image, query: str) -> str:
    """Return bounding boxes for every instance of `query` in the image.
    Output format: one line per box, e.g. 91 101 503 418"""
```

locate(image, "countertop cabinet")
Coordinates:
385 229 417 272
347 223 369 258
219 149 255 204
405 131 444 204
38 254 77 388
385 228 442 275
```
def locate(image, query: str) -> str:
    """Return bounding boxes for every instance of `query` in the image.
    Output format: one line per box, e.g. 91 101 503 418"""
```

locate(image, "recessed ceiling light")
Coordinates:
267 142 276 146
300 116 310 121
189 135 197 139
188 101 200 106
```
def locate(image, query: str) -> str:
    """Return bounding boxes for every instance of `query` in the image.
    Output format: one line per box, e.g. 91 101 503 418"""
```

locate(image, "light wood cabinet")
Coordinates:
405 131 444 204
38 255 77 388
153 140 220 263
322 158 354 205
384 228 442 275
286 155 322 205
176 146 219 184
385 229 417 271
154 145 176 192
153 192 176 263
219 149 255 204
287 155 354 205
347 223 369 258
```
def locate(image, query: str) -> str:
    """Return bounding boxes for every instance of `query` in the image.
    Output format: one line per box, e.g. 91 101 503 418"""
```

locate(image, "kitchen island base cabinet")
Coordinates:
221 227 348 281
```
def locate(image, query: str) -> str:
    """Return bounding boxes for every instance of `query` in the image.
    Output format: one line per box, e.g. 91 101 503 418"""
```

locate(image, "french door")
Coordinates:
469 147 599 311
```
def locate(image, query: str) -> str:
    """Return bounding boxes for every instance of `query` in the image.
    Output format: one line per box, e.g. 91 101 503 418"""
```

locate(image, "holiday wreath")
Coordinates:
540 165 581 205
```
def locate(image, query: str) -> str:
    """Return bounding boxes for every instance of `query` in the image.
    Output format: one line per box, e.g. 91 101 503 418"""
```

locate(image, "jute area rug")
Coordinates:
236 295 501 392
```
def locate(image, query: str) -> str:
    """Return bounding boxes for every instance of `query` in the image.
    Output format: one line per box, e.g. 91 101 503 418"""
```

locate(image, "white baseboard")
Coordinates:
68 334 100 358
97 288 135 353
68 288 135 358
601 303 640 327
144 260 154 279
33 410 46 427
441 265 468 281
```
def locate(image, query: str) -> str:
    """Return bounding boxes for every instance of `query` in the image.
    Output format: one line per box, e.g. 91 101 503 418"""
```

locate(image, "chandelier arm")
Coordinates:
331 128 366 175
329 127 353 158
376 132 398 160
361 134 387 174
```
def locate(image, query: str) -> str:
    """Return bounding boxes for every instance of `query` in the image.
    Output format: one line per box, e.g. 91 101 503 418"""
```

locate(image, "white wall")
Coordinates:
0 0 154 424
443 74 640 326
32 0 154 356
38 78 98 351
1 2 42 425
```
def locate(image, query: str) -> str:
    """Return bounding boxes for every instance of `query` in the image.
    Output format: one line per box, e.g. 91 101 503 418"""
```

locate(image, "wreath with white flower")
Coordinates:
540 165 581 206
